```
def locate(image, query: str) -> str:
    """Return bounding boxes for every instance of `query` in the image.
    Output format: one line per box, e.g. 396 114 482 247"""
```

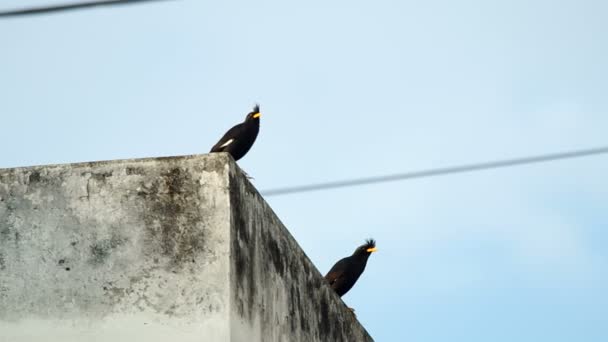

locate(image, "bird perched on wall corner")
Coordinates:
324 239 377 297
210 104 261 161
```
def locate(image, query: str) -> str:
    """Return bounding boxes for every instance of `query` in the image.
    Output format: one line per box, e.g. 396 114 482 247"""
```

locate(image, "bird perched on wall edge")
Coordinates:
324 239 377 297
210 104 261 161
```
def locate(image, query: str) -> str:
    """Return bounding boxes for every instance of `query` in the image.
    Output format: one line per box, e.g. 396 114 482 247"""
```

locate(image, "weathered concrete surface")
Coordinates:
227 164 373 342
0 154 373 342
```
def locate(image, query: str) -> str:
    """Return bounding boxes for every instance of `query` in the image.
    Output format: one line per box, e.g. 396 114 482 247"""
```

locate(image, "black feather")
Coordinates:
210 105 261 161
324 239 377 297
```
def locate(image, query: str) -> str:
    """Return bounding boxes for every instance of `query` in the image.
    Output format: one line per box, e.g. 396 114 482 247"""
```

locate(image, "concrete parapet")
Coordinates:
0 154 373 341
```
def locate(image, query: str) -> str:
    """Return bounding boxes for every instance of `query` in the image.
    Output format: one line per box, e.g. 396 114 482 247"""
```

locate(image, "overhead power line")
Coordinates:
0 0 172 17
261 145 608 197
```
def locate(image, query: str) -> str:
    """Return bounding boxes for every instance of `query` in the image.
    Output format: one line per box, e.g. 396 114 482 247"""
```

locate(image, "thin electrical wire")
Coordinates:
261 146 608 197
0 0 172 17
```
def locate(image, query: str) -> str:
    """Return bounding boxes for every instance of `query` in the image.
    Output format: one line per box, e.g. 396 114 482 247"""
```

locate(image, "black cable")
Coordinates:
0 0 173 17
261 146 608 197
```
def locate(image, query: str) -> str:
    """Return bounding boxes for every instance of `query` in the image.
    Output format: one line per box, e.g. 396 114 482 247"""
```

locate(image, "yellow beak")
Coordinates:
253 112 261 119
366 247 378 253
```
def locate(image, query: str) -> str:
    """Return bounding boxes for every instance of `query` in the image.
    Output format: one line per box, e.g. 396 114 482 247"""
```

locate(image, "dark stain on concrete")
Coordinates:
89 235 126 265
14 231 20 246
318 295 331 339
0 226 11 240
0 284 8 301
90 171 113 182
263 229 285 276
126 166 145 175
200 153 230 175
230 172 257 320
288 284 307 334
139 167 207 269
0 252 5 270
100 281 128 307
28 170 41 184
90 243 111 265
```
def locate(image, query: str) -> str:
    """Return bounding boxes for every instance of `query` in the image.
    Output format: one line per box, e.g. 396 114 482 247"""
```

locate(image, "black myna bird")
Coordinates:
324 239 377 297
210 104 261 161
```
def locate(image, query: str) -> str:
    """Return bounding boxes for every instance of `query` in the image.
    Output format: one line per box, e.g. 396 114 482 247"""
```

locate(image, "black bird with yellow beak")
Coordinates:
324 239 377 297
210 105 261 161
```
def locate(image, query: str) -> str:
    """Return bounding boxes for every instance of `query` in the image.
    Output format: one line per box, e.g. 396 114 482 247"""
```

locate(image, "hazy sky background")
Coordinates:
1 0 607 341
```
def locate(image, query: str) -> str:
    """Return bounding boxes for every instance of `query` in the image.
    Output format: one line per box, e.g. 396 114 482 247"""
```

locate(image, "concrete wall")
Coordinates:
0 154 373 342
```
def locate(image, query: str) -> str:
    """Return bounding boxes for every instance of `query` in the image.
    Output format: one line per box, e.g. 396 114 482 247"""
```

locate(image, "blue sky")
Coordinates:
1 0 607 340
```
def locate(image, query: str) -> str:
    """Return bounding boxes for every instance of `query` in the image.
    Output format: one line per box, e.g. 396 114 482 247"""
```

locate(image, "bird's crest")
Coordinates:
253 104 260 114
364 239 377 253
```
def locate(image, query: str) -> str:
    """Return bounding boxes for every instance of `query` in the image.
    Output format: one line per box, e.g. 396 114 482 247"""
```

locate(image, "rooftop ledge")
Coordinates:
0 153 374 342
